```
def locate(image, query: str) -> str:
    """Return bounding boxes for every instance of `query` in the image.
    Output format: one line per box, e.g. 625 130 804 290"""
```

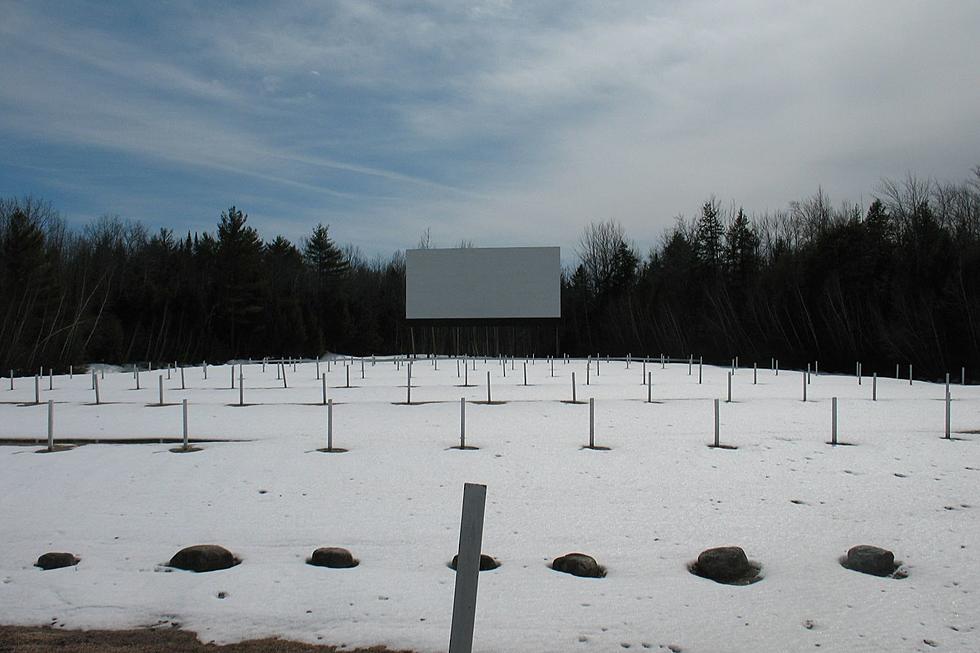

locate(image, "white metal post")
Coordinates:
448 483 487 653
47 399 54 451
182 399 188 450
713 398 720 447
832 397 838 445
460 398 466 448
589 397 595 448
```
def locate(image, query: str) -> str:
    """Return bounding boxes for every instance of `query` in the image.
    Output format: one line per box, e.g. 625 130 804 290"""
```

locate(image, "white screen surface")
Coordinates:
406 247 560 320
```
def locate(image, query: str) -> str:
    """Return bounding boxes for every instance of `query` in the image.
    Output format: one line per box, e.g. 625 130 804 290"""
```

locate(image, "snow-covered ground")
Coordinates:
1 357 977 652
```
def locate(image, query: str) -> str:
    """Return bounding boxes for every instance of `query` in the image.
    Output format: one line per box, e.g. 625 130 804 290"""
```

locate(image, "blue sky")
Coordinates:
2 0 978 257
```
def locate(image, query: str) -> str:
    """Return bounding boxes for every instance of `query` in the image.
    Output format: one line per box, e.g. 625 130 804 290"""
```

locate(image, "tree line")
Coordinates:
1 167 978 379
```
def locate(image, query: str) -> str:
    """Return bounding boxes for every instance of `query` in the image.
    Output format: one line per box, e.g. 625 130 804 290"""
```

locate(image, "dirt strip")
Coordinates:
0 625 415 653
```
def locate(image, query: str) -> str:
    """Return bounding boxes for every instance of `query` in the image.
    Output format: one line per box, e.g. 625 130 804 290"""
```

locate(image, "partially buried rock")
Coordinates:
450 553 500 571
35 552 79 570
692 546 761 584
168 545 240 572
552 553 605 578
842 545 897 576
308 547 358 568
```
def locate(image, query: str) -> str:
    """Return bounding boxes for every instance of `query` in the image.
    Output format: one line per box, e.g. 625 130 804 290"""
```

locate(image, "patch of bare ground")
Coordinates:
0 625 414 653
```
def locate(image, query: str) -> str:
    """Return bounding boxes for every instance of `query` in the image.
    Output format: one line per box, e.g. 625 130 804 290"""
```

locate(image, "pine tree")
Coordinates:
694 199 724 271
303 223 348 285
725 207 760 281
215 206 265 356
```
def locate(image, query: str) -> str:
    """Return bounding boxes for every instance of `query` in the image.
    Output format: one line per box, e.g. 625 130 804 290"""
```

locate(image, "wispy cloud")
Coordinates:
1 0 977 255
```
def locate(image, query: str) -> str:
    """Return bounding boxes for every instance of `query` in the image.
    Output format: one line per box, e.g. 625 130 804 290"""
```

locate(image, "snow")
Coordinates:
1 357 978 652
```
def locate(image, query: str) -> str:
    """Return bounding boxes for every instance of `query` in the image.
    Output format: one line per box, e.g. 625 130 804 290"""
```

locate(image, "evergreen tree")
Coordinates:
215 206 265 356
303 223 348 284
725 208 760 282
694 199 724 271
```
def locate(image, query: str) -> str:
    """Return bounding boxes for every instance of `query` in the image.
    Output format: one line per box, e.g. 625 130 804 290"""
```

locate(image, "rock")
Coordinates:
695 546 752 582
844 545 896 576
35 552 79 570
450 553 500 571
168 545 240 572
308 547 358 568
552 552 605 578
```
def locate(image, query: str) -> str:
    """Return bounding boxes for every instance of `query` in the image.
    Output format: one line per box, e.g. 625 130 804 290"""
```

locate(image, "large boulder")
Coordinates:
35 552 79 570
450 553 500 571
691 546 761 584
843 545 897 576
168 545 240 572
552 553 605 578
307 547 358 568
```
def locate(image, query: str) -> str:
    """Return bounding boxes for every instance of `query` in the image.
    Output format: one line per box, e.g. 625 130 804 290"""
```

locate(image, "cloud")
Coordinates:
0 0 978 257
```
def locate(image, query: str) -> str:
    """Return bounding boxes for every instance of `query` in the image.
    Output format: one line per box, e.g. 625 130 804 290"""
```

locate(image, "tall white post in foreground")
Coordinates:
449 483 487 653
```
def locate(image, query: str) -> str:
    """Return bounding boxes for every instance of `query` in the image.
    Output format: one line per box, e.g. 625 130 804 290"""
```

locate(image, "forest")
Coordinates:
1 168 978 380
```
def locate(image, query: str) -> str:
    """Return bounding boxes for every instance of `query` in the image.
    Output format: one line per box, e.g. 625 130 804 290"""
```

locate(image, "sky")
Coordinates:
1 0 978 257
